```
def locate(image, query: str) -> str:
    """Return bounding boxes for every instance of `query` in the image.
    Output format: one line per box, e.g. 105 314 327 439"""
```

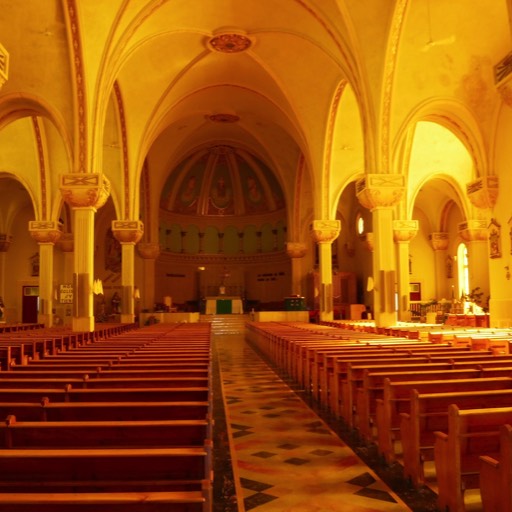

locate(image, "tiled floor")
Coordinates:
212 318 416 512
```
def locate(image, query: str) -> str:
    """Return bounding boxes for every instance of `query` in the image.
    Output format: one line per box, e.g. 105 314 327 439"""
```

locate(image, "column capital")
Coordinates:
137 242 161 260
0 43 9 90
111 220 144 244
0 234 13 252
56 232 74 252
393 219 419 243
359 232 374 251
310 220 340 244
28 221 62 244
466 176 499 209
429 232 449 251
60 173 111 209
458 219 488 242
286 242 307 258
356 173 405 210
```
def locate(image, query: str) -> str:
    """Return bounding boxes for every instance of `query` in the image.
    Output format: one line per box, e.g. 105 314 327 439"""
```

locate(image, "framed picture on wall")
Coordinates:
409 282 421 301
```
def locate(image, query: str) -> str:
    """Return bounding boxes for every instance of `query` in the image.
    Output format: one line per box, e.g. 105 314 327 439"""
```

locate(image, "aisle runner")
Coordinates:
215 333 411 512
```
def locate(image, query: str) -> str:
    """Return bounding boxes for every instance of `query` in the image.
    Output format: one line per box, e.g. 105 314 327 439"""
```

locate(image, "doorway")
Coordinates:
22 286 39 323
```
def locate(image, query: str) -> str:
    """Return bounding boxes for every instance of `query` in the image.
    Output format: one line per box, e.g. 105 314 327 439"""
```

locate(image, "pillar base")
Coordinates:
488 298 512 328
375 311 398 328
319 310 334 322
37 313 53 329
72 316 95 332
121 313 135 324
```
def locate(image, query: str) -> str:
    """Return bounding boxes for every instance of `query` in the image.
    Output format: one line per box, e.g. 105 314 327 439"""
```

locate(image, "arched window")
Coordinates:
356 213 365 235
457 243 469 298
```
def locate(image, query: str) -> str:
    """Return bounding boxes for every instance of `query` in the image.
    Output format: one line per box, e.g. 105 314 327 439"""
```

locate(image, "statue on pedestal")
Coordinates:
111 292 121 314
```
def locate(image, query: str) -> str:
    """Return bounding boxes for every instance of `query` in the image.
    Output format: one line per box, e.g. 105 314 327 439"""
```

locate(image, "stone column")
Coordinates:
112 220 144 324
56 233 74 285
356 174 405 327
429 232 450 300
28 221 62 327
310 220 340 322
60 173 110 332
286 242 307 296
0 234 13 304
137 242 161 313
393 220 418 321
458 220 489 297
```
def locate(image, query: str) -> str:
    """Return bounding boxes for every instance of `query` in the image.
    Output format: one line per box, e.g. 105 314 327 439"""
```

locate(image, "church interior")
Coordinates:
0 1 512 511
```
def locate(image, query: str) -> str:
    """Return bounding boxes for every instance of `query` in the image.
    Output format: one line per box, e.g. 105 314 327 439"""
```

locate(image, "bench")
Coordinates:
400 387 512 487
434 405 512 512
375 377 512 466
0 445 212 506
0 414 211 449
0 486 211 512
479 423 512 512
355 367 491 442
338 354 512 425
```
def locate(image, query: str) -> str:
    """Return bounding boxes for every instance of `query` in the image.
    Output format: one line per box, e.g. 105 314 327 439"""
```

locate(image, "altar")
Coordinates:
205 296 243 314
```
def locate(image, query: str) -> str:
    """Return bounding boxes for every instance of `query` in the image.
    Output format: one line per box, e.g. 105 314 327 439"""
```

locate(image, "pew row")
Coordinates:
479 423 512 512
434 405 512 512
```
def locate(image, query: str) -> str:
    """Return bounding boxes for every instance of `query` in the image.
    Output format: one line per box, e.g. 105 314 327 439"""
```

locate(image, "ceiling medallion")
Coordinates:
208 113 240 123
209 33 251 53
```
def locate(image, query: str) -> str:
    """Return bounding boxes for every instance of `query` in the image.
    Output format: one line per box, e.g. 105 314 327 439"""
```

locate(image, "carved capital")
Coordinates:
112 220 144 244
429 232 449 251
137 242 161 260
286 242 307 259
56 233 74 252
393 220 419 243
466 176 499 209
0 234 13 252
458 219 489 242
356 173 405 209
28 221 62 244
359 232 374 252
0 43 9 90
310 220 341 244
60 173 111 209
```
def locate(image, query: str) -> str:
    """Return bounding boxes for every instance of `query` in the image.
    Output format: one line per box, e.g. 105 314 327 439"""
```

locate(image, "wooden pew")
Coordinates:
337 354 512 424
400 387 512 487
376 377 512 466
0 486 211 512
0 445 212 502
0 376 209 389
355 367 492 442
0 415 211 449
479 423 512 512
434 405 512 512
0 368 210 380
0 386 211 403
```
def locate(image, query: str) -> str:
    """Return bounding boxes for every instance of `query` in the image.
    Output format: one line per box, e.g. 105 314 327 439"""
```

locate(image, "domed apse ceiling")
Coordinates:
160 145 286 217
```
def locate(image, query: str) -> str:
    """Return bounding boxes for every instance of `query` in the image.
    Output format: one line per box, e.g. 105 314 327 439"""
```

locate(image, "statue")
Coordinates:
111 292 121 314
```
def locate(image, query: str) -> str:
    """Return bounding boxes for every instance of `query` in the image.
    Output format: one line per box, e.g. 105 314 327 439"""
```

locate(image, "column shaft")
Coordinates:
38 243 55 327
372 208 397 326
73 208 95 331
120 242 135 323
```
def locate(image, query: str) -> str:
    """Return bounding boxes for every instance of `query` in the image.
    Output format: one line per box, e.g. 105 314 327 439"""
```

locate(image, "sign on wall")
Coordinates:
59 284 73 304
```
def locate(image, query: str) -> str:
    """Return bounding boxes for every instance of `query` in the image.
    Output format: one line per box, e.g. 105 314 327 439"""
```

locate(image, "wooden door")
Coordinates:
22 286 39 323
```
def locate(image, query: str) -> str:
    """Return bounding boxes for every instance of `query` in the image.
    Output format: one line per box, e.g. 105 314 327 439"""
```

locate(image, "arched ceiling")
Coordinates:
0 0 510 227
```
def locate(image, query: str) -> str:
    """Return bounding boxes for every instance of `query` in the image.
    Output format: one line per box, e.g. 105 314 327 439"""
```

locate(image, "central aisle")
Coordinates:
212 317 413 512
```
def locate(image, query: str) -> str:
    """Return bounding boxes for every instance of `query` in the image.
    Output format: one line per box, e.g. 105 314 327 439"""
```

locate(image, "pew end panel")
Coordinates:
479 423 512 512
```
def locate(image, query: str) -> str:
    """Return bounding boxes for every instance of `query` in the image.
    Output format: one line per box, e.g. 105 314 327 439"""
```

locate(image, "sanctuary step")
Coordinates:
203 314 249 335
